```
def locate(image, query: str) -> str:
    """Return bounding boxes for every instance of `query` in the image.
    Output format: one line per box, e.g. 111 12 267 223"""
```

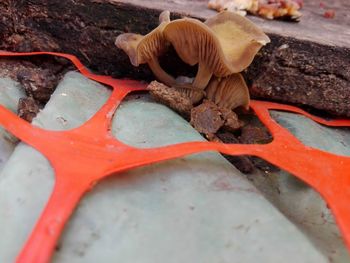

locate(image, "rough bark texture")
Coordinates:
148 80 193 117
0 0 193 80
245 34 350 117
0 0 349 116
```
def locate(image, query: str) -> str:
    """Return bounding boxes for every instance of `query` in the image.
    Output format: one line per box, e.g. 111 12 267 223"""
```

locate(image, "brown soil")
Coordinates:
0 56 72 121
190 100 225 136
190 100 243 137
215 131 255 174
17 97 40 122
239 124 272 144
147 81 279 174
147 81 193 117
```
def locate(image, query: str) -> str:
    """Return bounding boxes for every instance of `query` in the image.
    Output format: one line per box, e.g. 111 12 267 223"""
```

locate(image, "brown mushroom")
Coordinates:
115 10 176 86
205 73 250 110
163 11 270 91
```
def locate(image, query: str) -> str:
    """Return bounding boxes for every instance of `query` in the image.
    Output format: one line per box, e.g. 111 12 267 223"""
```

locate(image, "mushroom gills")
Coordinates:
163 18 217 90
115 10 177 86
163 11 270 91
206 73 250 110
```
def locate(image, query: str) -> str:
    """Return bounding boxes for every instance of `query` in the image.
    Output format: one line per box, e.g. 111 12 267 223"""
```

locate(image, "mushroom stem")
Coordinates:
192 63 213 90
147 57 176 86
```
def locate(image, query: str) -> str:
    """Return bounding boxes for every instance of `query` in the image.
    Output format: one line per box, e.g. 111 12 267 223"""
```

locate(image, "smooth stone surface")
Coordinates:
245 111 350 262
271 111 350 157
53 99 328 263
31 72 111 131
0 72 327 263
0 78 25 171
0 72 110 263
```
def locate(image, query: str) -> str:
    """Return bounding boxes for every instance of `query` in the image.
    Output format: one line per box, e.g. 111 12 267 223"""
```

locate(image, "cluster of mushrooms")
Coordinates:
115 10 269 117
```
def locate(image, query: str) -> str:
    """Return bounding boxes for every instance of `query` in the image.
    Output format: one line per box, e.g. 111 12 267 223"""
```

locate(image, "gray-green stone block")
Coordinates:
0 72 332 263
0 78 25 171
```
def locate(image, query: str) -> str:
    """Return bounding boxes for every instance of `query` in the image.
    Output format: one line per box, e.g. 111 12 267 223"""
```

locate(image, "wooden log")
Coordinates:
0 0 349 116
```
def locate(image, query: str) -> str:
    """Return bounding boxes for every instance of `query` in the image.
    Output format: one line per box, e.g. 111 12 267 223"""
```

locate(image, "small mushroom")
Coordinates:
115 10 176 86
206 73 250 110
163 11 270 91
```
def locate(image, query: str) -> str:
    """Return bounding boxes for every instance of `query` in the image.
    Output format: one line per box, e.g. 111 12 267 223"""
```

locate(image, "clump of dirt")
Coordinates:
17 67 59 104
240 124 272 144
191 100 225 136
147 80 279 174
17 97 40 122
148 81 193 117
220 107 243 132
190 100 243 138
0 56 71 121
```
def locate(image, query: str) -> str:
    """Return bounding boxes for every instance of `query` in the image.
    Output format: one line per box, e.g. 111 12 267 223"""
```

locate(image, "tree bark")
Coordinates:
0 0 349 116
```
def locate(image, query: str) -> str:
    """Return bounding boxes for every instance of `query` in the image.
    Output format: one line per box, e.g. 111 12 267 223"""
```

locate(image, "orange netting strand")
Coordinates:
0 51 349 263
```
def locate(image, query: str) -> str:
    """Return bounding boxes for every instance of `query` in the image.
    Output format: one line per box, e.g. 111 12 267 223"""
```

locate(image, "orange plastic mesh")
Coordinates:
0 51 349 263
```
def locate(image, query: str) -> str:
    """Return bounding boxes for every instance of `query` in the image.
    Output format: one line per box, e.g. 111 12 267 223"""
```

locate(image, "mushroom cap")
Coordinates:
206 73 250 110
159 10 171 23
115 33 144 66
115 10 170 67
163 11 270 76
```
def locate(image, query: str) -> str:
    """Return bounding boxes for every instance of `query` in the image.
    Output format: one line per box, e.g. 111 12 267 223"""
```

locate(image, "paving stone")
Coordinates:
0 72 330 263
0 78 25 172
